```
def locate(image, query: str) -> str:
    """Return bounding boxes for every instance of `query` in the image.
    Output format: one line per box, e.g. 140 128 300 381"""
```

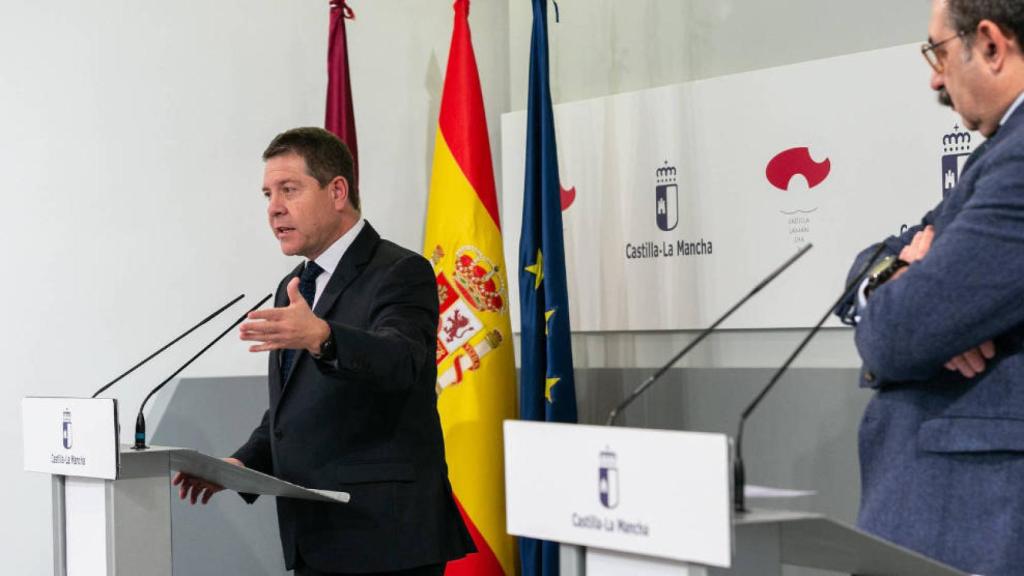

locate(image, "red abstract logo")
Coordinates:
560 183 576 211
765 147 831 191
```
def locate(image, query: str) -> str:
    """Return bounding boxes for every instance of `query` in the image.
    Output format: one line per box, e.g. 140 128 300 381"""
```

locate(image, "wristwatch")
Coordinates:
865 255 909 298
314 330 337 362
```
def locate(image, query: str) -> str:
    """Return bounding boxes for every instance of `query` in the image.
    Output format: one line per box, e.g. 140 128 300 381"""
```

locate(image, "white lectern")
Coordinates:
23 397 348 576
504 421 967 576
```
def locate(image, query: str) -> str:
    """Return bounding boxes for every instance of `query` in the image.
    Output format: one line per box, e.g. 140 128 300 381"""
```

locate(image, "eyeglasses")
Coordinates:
921 31 965 73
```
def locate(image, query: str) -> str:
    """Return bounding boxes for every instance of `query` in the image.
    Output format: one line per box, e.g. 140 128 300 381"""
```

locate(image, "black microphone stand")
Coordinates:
133 294 272 450
605 243 813 426
92 294 245 398
733 242 887 513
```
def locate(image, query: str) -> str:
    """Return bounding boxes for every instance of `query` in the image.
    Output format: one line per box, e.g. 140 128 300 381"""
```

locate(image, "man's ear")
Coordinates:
330 176 350 210
976 20 1009 69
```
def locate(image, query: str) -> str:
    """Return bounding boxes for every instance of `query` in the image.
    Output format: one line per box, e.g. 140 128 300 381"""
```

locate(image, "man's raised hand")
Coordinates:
240 277 330 354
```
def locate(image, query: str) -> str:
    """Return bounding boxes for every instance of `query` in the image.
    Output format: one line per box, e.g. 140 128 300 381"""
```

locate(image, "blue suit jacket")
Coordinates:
840 105 1024 576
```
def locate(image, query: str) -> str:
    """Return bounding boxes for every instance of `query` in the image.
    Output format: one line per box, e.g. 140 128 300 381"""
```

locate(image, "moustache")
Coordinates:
937 87 954 109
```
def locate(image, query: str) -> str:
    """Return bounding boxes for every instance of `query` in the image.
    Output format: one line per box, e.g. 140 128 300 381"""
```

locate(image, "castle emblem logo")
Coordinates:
942 124 973 194
62 409 73 450
655 161 679 232
430 245 507 394
598 448 619 509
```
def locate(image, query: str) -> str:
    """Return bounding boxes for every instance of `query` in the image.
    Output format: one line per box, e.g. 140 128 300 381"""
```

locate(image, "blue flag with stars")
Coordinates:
518 1 578 575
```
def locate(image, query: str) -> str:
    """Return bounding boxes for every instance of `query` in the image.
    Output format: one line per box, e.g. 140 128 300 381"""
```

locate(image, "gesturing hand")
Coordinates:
240 277 330 354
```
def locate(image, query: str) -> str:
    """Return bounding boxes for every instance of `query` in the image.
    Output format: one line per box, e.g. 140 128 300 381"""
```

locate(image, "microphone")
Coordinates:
91 294 246 398
605 243 813 426
732 241 888 513
133 294 272 450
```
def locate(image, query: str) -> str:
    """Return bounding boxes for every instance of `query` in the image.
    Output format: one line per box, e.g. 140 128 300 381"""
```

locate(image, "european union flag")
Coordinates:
518 1 578 575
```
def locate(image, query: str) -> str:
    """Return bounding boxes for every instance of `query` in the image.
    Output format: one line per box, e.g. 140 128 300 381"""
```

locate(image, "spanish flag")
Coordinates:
423 1 517 575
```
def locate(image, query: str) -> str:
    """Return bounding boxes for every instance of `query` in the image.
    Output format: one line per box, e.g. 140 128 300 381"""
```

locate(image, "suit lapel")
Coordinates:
313 221 380 318
962 104 1024 175
939 110 1024 231
277 222 380 397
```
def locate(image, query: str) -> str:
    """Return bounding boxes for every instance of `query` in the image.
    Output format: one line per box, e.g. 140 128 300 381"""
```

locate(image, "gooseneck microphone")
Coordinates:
133 294 272 450
605 243 814 426
91 294 246 398
733 242 888 513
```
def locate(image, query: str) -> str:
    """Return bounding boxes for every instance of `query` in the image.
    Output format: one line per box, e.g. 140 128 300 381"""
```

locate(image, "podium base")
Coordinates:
562 545 709 576
54 449 172 576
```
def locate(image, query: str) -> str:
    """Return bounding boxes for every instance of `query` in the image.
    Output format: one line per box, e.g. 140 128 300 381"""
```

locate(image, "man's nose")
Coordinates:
267 193 286 216
930 69 944 92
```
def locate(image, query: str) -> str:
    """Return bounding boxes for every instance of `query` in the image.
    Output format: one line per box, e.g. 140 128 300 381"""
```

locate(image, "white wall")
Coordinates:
1 1 319 570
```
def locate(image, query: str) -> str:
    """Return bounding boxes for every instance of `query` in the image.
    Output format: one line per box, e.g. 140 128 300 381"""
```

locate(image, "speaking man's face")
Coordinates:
262 153 343 260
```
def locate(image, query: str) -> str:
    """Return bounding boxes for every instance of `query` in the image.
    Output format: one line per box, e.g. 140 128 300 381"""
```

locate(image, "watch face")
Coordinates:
869 255 896 278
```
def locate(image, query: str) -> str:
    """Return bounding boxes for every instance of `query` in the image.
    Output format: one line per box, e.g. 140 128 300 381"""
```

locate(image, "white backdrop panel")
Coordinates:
501 43 974 331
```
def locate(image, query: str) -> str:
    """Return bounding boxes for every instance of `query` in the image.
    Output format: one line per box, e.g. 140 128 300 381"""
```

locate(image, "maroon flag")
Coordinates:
326 0 358 186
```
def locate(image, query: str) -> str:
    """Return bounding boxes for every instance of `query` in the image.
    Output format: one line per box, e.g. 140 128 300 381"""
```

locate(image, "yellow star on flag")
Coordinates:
545 309 555 336
524 249 544 289
545 376 560 402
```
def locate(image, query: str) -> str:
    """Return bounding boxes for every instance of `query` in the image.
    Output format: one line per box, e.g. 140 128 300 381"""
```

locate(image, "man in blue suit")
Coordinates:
837 1 1024 574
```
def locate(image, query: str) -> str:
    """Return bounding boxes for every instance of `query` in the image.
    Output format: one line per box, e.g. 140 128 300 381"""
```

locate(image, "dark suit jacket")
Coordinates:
838 105 1024 576
233 222 474 573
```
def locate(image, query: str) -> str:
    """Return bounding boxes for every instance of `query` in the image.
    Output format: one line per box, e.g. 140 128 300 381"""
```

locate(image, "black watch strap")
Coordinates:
316 330 337 362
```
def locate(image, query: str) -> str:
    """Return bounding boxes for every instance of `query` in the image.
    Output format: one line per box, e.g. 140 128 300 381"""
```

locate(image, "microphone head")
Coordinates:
132 411 148 451
733 455 747 513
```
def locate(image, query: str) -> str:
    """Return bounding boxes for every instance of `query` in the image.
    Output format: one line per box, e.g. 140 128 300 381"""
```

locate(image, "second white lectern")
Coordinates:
504 420 967 576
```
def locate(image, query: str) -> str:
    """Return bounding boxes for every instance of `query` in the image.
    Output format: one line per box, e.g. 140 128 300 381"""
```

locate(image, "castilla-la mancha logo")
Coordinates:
598 448 619 509
942 124 974 194
61 409 73 450
655 161 679 232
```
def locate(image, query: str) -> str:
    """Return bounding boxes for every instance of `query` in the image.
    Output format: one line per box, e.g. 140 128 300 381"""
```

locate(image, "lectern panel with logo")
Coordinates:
22 397 119 480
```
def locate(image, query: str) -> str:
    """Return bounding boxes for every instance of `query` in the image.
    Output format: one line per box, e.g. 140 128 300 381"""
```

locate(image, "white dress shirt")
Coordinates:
309 218 365 309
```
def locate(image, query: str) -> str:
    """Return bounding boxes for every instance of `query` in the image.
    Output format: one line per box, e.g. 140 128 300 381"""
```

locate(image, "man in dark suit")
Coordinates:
174 127 473 575
835 2 1024 574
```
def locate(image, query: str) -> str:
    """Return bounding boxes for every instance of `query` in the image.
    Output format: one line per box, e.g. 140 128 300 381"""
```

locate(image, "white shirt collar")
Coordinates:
999 89 1024 126
313 217 365 275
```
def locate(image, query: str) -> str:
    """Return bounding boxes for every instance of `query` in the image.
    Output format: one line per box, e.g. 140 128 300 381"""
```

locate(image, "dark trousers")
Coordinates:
293 561 445 576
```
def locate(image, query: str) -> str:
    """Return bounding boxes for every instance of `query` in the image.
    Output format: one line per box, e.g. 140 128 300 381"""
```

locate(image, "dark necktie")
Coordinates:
280 261 324 381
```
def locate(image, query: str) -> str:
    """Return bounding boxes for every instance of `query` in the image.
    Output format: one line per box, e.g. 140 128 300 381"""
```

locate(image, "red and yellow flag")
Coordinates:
423 1 516 575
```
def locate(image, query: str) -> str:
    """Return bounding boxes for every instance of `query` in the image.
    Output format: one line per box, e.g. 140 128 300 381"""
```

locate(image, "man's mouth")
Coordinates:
274 226 296 238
